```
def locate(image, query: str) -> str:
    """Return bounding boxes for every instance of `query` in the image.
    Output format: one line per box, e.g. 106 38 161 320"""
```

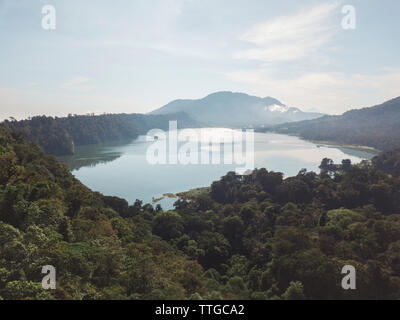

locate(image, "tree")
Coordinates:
198 232 231 269
240 206 256 224
152 211 183 241
282 281 306 300
319 158 336 174
226 276 248 299
319 211 328 227
2 281 54 300
222 216 244 249
341 159 352 171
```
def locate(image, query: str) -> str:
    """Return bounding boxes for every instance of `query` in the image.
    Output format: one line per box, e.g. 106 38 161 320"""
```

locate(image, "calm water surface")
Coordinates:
59 129 376 209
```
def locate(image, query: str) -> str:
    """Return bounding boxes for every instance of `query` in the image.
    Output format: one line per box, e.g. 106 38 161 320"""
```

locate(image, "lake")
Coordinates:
59 128 377 209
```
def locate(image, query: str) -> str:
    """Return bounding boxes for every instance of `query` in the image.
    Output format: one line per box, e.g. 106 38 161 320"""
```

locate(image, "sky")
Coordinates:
0 0 399 119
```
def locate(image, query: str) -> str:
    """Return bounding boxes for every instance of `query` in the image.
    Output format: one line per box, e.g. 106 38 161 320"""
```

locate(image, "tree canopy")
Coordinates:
0 126 399 300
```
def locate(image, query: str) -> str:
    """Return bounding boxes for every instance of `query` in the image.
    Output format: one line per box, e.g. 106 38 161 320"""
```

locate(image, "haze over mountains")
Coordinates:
1 91 324 156
150 91 323 127
4 91 400 157
263 96 400 151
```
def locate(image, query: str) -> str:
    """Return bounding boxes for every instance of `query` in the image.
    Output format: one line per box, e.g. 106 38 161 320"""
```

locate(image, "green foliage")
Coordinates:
0 126 204 300
2 281 54 300
282 281 306 300
177 165 400 299
153 211 183 241
0 125 399 300
372 149 400 176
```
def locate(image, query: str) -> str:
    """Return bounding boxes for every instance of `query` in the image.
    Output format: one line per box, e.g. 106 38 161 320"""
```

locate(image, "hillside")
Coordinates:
150 91 323 127
262 97 400 151
2 112 198 156
0 125 207 299
0 125 399 299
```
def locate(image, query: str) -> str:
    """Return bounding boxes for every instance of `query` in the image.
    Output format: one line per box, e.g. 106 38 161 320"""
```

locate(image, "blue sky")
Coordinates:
0 0 399 119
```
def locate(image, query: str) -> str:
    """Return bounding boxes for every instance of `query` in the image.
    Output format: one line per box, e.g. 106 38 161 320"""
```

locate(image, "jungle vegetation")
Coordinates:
0 125 399 300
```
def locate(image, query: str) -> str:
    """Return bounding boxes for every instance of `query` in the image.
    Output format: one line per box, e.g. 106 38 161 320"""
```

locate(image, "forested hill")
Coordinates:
261 96 400 151
1 112 198 156
0 125 208 299
0 124 399 299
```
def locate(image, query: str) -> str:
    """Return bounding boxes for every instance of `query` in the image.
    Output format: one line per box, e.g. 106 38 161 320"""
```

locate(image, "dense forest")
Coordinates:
260 96 400 151
0 125 399 300
372 149 400 177
1 112 198 156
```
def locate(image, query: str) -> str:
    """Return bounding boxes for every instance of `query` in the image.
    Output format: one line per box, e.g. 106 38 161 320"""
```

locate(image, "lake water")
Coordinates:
59 128 377 209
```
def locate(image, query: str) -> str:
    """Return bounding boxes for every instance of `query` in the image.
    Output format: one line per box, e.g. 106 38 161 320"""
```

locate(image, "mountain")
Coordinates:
150 91 323 127
262 96 400 151
2 112 198 156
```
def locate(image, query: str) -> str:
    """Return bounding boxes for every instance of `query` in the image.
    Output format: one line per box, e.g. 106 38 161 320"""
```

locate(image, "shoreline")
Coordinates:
307 139 380 154
257 129 380 154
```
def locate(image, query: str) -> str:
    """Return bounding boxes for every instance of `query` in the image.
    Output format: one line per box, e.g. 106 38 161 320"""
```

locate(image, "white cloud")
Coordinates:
236 1 340 62
60 77 95 92
61 77 89 87
227 69 400 114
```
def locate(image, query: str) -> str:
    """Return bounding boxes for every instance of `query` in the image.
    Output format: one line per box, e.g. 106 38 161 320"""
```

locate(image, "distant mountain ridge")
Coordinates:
262 96 400 151
150 91 323 127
